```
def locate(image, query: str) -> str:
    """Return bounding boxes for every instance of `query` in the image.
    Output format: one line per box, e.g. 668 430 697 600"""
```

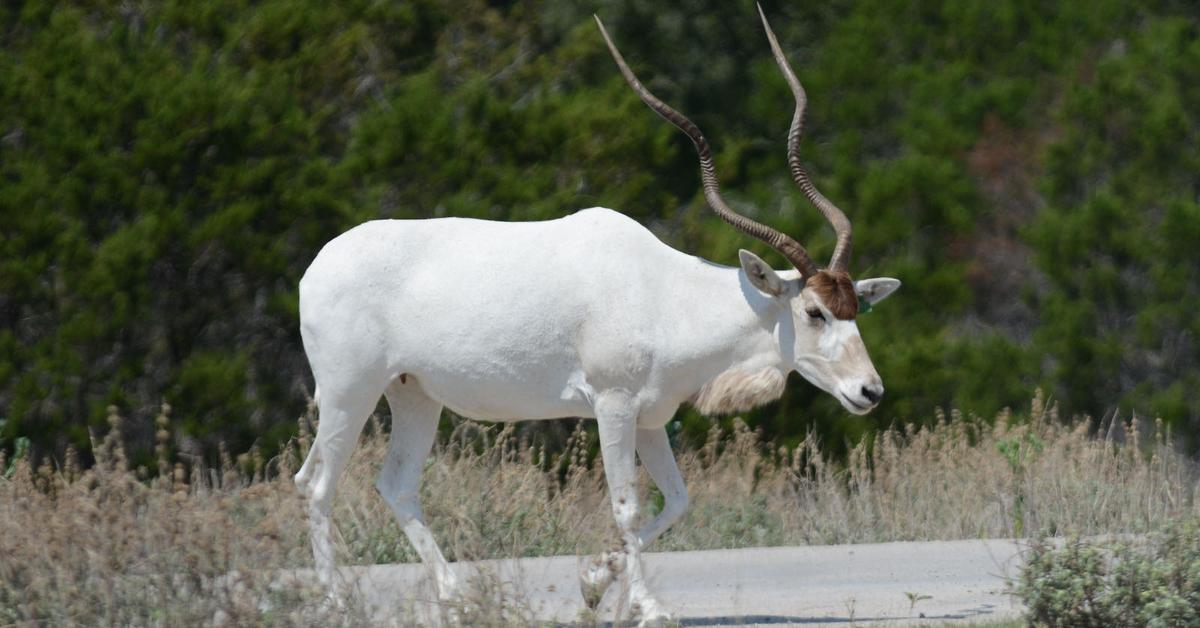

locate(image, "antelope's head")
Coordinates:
598 7 900 414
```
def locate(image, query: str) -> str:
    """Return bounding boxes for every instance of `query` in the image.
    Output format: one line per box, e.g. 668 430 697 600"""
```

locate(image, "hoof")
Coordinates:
318 585 347 612
434 569 461 603
579 550 626 609
633 596 673 627
429 574 464 625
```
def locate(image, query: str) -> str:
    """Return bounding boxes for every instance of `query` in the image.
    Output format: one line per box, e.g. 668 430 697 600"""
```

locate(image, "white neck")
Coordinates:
655 259 791 414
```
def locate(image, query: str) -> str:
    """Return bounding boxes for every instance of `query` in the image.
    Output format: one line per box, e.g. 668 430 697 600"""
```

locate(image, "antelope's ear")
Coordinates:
854 277 901 305
738 249 785 297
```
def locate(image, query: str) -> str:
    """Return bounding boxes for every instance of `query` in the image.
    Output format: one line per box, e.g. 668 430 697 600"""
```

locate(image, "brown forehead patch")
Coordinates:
806 270 858 320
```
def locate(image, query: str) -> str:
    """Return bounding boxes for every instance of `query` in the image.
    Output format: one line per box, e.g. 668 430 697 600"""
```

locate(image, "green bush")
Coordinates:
3 0 1199 463
1019 520 1200 626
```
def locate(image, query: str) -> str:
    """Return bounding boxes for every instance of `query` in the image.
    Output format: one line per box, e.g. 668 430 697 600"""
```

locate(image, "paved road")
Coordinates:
328 539 1027 626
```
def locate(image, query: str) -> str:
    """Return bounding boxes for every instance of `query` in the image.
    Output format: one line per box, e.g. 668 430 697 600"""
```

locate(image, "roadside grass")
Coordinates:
1018 519 1200 625
917 622 1024 628
1 392 1196 624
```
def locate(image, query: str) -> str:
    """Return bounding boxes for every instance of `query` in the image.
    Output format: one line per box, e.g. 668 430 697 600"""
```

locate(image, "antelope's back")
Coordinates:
297 207 680 417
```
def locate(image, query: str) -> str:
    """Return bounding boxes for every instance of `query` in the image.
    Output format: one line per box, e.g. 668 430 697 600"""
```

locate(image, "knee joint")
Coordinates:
376 481 419 514
294 471 311 494
613 497 639 529
304 473 340 514
663 490 689 520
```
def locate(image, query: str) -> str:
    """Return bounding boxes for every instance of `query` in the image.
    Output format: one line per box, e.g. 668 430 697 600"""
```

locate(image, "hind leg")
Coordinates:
292 387 321 490
295 380 383 595
376 377 457 601
634 426 688 546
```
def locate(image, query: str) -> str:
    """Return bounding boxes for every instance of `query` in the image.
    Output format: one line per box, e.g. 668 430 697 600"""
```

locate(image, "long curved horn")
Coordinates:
757 4 853 272
594 15 820 280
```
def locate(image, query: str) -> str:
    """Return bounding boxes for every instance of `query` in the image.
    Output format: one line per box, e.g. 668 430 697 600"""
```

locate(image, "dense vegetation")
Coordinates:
1020 523 1200 626
2 0 1198 462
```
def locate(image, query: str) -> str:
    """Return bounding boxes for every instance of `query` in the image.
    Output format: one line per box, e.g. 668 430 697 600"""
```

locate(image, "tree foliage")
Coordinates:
2 0 1198 461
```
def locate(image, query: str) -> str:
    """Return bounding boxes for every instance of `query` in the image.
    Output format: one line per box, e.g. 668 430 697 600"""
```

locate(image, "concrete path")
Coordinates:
329 539 1027 626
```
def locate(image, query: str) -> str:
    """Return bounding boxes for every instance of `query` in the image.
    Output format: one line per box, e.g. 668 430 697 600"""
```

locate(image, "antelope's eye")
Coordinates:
806 307 825 322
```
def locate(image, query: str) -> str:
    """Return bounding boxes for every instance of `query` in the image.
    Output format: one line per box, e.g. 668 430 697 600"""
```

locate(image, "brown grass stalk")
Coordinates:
1 393 1195 624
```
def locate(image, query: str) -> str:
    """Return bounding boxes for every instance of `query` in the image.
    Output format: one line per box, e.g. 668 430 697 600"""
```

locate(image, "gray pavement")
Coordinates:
324 539 1028 626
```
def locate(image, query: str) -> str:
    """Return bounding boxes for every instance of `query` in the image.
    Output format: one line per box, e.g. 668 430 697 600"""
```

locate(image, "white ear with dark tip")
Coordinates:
738 249 785 297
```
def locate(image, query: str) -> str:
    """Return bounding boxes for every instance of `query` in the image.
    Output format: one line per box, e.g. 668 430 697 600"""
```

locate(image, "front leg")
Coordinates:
585 390 671 624
581 425 687 615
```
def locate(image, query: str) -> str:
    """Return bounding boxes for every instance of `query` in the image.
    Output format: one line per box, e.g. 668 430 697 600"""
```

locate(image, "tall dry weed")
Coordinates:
0 406 358 625
1 393 1196 624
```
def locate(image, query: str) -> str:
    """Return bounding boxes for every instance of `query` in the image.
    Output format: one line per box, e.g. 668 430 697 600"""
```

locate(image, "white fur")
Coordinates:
294 207 898 620
691 366 787 415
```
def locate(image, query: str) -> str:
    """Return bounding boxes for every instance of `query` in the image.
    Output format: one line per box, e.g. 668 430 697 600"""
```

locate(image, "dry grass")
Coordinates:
1 393 1197 624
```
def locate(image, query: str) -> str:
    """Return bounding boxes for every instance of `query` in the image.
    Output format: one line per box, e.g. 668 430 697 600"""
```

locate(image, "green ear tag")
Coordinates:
858 295 873 315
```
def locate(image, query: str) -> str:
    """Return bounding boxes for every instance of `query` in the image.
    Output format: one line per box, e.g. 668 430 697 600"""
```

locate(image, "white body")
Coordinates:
294 207 898 620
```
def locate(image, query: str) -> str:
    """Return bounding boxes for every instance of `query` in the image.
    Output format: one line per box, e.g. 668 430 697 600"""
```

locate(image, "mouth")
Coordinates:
840 393 873 413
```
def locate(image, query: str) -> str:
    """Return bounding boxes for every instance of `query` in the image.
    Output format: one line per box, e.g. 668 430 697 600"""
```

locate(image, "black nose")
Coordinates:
861 385 883 404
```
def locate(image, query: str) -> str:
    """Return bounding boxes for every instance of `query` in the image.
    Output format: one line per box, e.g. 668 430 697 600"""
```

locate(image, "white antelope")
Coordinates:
294 7 899 623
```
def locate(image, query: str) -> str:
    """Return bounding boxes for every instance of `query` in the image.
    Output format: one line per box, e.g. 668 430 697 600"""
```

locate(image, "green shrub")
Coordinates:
4 0 1200 463
1019 520 1200 626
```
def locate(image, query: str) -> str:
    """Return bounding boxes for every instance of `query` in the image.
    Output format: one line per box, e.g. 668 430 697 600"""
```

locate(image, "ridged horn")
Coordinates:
757 4 853 272
595 15 820 279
